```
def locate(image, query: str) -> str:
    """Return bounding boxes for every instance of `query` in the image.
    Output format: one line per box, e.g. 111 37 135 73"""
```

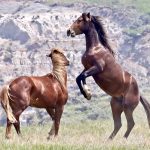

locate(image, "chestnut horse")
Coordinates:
0 48 69 139
67 13 150 139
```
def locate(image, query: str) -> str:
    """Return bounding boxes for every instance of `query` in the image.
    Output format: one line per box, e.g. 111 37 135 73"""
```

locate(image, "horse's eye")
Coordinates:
77 19 82 23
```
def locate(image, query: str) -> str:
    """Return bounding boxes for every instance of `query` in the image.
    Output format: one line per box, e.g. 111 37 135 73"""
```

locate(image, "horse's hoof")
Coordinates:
5 134 11 139
86 94 92 100
47 135 54 140
107 137 113 141
47 136 51 140
83 85 92 100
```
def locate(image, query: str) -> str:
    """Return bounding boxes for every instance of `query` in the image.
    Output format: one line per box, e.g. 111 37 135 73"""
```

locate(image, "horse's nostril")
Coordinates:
67 29 76 37
67 29 71 36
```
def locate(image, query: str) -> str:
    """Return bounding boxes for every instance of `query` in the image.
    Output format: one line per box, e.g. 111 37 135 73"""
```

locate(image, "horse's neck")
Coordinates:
85 28 100 52
52 65 67 90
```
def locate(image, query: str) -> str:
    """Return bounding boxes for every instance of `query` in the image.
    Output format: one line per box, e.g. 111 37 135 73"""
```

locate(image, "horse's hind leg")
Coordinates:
109 97 123 140
123 99 138 138
5 119 13 139
13 113 22 136
123 76 139 138
123 107 135 138
13 107 27 137
14 122 21 136
5 107 24 138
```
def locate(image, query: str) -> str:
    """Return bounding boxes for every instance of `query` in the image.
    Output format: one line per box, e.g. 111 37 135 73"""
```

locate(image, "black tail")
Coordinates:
140 96 150 127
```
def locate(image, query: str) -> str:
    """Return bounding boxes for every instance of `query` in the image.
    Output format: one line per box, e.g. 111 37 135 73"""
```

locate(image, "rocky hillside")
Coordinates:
0 0 150 125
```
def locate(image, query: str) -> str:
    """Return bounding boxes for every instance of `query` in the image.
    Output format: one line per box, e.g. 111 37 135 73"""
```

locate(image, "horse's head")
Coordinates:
47 48 69 66
67 13 92 37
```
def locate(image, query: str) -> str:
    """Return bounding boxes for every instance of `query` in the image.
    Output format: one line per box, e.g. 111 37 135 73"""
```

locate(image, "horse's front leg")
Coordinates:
46 108 55 140
76 70 88 99
54 106 64 137
76 66 100 100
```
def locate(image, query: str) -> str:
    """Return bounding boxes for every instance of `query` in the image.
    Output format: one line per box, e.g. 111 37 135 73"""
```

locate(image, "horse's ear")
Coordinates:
82 12 91 21
87 12 91 21
82 13 87 21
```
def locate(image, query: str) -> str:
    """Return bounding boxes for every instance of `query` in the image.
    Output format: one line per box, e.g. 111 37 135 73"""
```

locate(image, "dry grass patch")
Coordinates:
0 119 150 150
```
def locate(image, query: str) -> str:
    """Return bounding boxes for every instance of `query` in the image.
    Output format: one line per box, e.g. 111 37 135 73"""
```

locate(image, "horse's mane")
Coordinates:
51 48 67 89
91 16 115 56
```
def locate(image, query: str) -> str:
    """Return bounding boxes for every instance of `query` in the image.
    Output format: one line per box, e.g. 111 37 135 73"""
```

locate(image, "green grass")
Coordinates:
47 0 150 13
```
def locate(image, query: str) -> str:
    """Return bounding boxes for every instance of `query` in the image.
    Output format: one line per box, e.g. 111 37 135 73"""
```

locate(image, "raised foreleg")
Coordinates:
76 66 100 100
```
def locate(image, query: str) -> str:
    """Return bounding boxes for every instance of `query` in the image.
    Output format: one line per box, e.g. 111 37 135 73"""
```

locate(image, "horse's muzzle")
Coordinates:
46 54 51 57
67 29 75 37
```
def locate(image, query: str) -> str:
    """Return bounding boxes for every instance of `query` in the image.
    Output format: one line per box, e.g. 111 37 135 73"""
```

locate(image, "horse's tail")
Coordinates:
0 85 17 123
140 95 150 127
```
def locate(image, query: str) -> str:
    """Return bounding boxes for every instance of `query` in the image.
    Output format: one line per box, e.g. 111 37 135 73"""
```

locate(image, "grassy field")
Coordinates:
1 105 150 150
1 94 150 150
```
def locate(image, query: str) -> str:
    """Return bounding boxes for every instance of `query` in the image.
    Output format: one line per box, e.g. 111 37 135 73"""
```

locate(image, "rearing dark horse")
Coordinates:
67 13 150 139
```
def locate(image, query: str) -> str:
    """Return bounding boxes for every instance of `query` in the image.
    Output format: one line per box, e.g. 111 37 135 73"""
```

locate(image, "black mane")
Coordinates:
91 16 115 56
